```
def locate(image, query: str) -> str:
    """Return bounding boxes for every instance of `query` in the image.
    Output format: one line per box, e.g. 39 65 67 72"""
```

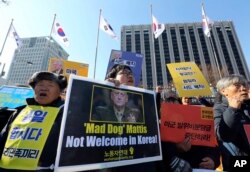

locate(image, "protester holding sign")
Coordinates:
0 72 67 171
105 64 158 172
178 96 220 170
159 90 220 171
105 64 135 87
159 90 192 172
214 74 250 171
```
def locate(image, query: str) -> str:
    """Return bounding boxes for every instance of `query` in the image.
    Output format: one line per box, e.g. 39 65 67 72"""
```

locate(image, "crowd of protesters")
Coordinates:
0 65 250 171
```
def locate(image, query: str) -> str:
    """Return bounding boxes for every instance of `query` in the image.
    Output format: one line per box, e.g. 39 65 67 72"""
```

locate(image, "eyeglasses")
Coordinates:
117 69 133 76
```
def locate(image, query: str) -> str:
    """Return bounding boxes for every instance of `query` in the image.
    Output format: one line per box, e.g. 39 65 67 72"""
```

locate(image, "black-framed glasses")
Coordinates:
117 69 133 76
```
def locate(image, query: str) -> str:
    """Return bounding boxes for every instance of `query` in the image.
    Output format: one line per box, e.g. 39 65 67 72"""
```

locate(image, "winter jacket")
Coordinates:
213 96 250 170
0 97 64 171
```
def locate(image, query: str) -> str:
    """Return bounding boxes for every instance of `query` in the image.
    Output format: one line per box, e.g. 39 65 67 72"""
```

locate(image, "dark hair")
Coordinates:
164 97 181 104
28 71 67 91
105 64 133 79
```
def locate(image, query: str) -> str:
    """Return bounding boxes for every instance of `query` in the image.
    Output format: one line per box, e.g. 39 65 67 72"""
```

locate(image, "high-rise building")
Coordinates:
5 36 68 86
121 21 250 89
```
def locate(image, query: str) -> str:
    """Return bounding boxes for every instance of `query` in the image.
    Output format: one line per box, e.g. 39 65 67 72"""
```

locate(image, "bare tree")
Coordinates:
198 64 225 87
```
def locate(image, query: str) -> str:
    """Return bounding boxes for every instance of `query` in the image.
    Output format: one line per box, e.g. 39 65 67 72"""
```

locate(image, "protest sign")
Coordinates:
0 85 33 108
106 50 143 86
167 62 212 97
54 75 161 171
48 57 89 80
160 103 217 147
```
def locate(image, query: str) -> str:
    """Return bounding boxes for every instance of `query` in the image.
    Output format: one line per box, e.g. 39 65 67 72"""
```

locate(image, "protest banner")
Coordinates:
167 62 212 97
106 50 143 86
48 57 89 80
160 103 217 147
54 75 161 171
0 85 33 108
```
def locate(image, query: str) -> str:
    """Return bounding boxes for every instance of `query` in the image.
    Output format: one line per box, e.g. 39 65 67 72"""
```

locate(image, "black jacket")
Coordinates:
213 96 250 170
0 97 64 171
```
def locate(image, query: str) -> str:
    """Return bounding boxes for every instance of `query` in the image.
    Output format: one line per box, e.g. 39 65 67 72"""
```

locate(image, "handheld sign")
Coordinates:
54 75 161 171
160 103 217 147
167 62 212 97
0 85 33 108
48 57 89 80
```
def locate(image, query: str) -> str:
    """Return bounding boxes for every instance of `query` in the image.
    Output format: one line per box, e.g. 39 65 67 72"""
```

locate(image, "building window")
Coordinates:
29 38 37 47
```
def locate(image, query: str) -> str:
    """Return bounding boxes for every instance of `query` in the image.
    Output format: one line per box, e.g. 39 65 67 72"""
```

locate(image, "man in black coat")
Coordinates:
213 74 250 171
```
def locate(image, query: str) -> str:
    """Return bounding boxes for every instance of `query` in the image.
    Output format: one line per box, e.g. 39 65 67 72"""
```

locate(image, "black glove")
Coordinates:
170 157 192 172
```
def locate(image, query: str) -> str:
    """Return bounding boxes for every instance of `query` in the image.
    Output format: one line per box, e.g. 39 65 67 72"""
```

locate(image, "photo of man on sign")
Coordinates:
91 86 144 123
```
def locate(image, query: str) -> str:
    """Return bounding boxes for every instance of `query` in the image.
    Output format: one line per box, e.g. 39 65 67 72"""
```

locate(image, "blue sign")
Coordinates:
0 85 34 108
106 50 144 86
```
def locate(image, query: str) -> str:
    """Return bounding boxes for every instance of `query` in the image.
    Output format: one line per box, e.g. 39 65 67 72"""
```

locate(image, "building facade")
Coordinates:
121 21 250 89
6 36 68 86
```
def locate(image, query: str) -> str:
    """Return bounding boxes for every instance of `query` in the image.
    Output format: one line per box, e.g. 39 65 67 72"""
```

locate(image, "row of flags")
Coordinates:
98 4 213 40
6 5 213 50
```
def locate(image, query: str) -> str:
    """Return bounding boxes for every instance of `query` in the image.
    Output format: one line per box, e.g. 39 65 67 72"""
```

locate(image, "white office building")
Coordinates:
121 21 250 89
5 36 68 86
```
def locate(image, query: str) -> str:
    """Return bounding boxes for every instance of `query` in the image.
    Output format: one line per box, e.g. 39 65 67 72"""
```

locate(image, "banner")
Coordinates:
0 85 33 108
167 62 212 97
106 50 143 87
54 75 161 171
48 58 89 80
160 103 217 147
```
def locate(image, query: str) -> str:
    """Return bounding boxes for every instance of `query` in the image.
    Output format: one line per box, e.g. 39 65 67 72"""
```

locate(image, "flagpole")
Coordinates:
202 3 222 79
42 14 57 71
94 9 101 79
150 4 158 89
0 19 14 56
50 13 60 63
208 35 222 79
50 14 57 39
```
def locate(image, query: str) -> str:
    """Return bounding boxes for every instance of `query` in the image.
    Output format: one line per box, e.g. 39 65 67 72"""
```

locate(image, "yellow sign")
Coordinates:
48 58 89 79
167 62 212 97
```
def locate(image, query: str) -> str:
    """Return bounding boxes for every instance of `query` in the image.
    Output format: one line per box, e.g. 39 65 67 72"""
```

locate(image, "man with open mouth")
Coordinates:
0 71 67 171
213 74 250 171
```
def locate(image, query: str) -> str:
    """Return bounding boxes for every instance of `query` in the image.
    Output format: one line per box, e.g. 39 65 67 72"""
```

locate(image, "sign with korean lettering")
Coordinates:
0 85 33 108
48 57 89 80
106 50 143 86
167 62 212 97
160 103 217 147
54 75 161 171
0 106 59 170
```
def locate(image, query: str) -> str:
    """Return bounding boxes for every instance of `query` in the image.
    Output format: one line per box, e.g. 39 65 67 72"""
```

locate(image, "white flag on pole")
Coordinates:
202 5 212 37
99 15 118 39
152 15 165 39
9 24 22 49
